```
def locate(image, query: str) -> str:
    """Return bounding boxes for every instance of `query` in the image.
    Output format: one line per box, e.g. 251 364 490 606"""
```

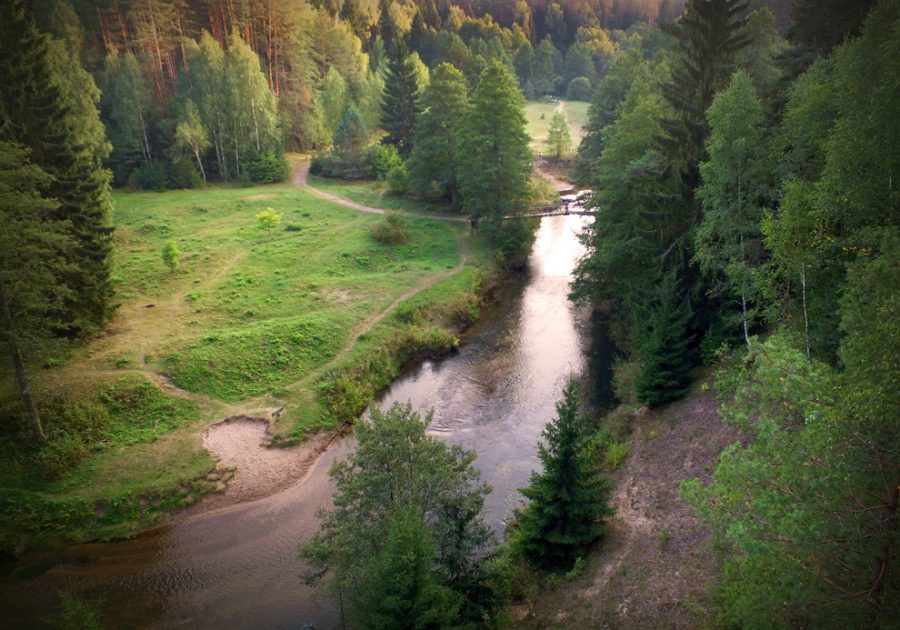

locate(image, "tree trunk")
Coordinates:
194 147 207 183
801 263 810 359
1 295 45 444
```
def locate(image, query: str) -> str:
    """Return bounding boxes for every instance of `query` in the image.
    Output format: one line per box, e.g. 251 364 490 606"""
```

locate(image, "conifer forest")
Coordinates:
0 0 897 628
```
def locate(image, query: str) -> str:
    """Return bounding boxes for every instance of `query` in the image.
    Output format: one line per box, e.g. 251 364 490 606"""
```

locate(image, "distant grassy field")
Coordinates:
0 172 487 547
525 99 590 154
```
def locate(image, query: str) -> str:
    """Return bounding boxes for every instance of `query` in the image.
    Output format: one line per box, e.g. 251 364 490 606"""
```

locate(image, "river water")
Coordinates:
0 214 590 629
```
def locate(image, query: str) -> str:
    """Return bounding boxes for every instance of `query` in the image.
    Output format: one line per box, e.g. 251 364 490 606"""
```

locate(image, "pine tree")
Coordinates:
516 380 613 569
355 506 462 629
635 274 694 406
407 63 469 206
0 142 74 443
658 0 751 191
381 40 422 157
0 0 114 334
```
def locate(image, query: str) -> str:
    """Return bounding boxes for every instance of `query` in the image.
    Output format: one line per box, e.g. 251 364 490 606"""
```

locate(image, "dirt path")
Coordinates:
520 386 740 629
163 163 477 510
294 164 468 223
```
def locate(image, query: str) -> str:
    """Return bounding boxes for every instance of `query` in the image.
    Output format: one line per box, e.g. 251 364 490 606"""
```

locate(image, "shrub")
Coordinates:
128 163 168 191
309 152 369 180
367 144 403 180
245 150 289 183
62 402 110 443
386 163 409 195
604 440 630 470
167 159 203 189
37 434 89 480
566 76 593 101
370 212 408 245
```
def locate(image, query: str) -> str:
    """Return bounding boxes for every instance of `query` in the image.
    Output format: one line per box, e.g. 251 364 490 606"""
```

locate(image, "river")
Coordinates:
0 214 590 629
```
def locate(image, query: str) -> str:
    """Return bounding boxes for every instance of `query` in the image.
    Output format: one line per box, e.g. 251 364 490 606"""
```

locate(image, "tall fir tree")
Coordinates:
516 380 613 569
635 274 694 406
381 40 422 157
0 0 114 334
658 0 751 192
407 62 469 206
0 142 74 443
457 61 532 224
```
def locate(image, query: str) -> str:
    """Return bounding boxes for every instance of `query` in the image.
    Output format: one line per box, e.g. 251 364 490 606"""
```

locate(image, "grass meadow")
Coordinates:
0 174 488 546
524 99 590 154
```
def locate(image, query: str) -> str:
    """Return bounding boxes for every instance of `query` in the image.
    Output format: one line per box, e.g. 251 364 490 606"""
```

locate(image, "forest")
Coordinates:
0 0 897 628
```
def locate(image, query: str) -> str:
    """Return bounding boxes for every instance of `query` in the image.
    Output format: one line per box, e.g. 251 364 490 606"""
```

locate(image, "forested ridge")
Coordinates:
0 0 897 627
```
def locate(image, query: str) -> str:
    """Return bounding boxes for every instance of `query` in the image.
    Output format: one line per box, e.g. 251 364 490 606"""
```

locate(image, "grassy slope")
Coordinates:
1 175 486 545
525 100 590 154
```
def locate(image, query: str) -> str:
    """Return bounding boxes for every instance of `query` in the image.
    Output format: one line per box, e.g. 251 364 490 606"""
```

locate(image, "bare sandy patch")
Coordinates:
190 416 337 511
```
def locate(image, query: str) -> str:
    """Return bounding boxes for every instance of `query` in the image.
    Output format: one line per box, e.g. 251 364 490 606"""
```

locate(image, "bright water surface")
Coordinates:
0 214 590 629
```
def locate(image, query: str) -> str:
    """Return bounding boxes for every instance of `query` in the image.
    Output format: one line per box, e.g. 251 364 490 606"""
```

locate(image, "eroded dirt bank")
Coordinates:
519 384 740 629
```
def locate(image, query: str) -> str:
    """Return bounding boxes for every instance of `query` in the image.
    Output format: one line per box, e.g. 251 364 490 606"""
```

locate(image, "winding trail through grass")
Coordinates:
144 162 477 508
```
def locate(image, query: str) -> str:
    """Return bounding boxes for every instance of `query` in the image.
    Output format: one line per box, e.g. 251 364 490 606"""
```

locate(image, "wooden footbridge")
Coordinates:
502 189 594 220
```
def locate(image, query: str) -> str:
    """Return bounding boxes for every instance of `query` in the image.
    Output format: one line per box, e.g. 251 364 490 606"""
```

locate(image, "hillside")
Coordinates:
517 381 739 628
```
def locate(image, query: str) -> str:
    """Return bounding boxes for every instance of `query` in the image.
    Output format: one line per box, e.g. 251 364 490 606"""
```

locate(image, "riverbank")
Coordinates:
512 378 739 628
0 164 493 555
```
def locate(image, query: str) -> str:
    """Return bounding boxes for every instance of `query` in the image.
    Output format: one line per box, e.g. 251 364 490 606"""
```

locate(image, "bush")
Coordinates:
566 76 593 101
62 402 110 443
604 441 630 470
367 144 403 180
370 212 408 245
386 163 409 194
128 162 168 191
167 159 203 189
37 434 89 480
309 152 369 180
245 150 289 183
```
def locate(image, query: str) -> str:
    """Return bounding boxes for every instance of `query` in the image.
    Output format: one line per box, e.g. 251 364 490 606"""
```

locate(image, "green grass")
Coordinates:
1 172 484 549
307 175 459 216
525 99 590 153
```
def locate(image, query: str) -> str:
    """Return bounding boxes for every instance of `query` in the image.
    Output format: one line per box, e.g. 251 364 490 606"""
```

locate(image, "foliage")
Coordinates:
0 0 114 334
366 144 403 181
565 76 593 101
635 276 694 406
407 63 469 206
300 402 497 626
255 208 282 235
545 111 573 159
370 212 408 245
161 241 180 273
458 61 535 265
245 151 289 184
381 41 422 157
695 70 770 345
515 380 614 569
48 591 105 630
0 142 73 443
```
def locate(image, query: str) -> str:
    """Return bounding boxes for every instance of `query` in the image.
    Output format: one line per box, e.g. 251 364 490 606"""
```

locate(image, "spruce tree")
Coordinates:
457 61 532 227
355 506 462 629
0 0 114 334
658 0 751 191
407 62 469 206
0 142 74 443
516 380 613 569
635 274 694 406
381 40 422 157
